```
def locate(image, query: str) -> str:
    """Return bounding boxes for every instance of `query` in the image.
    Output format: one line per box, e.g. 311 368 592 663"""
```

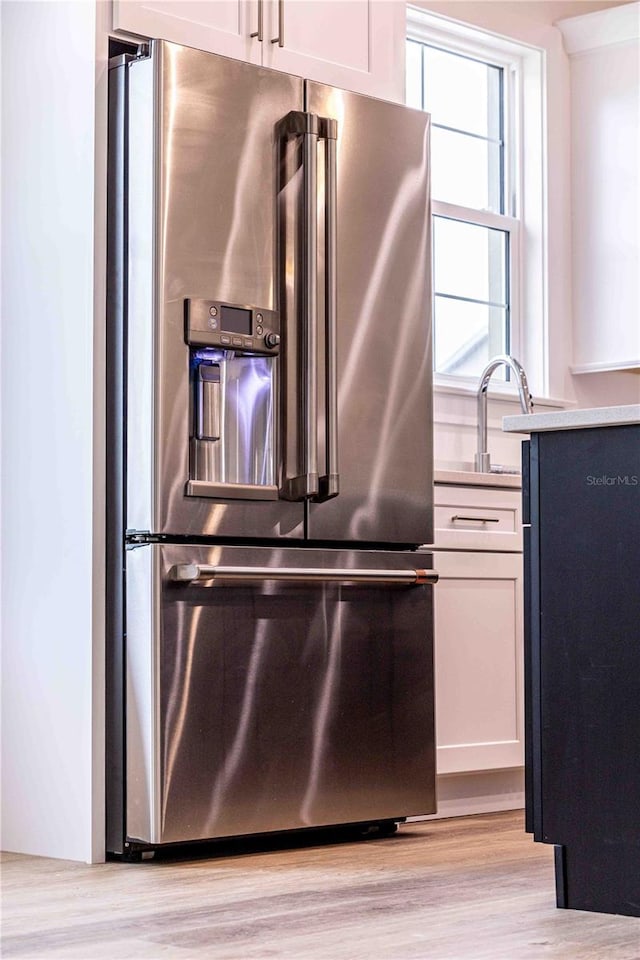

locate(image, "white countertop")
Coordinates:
503 404 640 434
434 466 522 488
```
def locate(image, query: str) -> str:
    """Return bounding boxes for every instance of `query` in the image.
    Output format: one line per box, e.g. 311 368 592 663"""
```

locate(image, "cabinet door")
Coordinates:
264 0 405 101
558 7 640 373
112 1 405 101
433 551 524 774
111 1 262 65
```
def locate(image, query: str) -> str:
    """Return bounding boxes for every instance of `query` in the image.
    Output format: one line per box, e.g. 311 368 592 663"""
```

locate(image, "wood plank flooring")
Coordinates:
2 812 639 959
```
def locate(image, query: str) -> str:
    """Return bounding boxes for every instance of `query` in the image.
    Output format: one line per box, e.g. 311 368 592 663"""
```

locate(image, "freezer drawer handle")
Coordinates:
169 564 439 585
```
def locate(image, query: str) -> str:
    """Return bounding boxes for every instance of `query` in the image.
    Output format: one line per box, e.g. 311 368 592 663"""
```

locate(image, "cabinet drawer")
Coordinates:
432 485 522 552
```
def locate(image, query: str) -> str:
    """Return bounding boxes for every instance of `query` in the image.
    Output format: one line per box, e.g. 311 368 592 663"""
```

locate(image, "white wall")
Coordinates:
416 0 640 471
0 1 106 862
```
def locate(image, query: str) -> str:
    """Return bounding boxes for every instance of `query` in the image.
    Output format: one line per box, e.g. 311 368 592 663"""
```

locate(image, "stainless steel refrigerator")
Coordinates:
106 39 436 856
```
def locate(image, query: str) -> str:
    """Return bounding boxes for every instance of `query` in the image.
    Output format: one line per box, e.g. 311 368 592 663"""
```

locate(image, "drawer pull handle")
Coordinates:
451 515 500 524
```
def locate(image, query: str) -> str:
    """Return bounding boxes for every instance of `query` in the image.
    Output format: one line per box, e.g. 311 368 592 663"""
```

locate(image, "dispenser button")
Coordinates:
243 338 253 348
256 325 264 336
220 335 231 345
209 305 218 318
232 336 243 346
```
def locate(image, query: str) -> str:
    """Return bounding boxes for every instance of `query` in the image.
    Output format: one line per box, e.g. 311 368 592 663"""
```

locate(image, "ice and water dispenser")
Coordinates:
185 298 281 500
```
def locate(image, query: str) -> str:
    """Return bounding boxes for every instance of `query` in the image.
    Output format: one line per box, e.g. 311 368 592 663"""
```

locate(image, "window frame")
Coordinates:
407 6 547 397
432 205 520 380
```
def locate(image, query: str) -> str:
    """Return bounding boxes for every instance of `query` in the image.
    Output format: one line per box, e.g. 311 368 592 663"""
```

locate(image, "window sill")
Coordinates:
433 375 573 409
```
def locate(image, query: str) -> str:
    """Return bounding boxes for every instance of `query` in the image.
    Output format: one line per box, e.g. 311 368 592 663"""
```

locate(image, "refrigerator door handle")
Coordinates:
170 564 439 585
315 117 340 502
278 111 319 501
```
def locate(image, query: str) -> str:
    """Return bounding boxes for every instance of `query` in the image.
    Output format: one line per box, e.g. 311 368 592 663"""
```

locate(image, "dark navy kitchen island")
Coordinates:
504 406 640 918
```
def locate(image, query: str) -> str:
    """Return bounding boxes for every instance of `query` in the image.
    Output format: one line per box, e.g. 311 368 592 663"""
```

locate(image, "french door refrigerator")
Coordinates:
107 40 436 856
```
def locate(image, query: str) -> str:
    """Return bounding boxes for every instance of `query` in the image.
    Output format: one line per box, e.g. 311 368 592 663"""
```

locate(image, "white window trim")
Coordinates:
407 5 548 399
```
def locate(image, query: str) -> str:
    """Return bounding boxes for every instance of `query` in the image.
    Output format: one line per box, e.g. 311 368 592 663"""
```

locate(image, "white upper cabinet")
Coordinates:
112 1 262 64
111 1 405 101
557 3 640 374
262 1 405 101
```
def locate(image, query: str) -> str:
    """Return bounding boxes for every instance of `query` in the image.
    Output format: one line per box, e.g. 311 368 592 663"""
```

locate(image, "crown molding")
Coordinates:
556 2 640 55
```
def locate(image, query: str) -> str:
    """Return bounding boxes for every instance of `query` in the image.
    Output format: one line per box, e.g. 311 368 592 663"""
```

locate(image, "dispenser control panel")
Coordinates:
185 299 280 355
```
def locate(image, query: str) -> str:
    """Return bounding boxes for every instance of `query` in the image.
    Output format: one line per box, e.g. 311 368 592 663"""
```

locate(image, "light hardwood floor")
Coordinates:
2 811 639 959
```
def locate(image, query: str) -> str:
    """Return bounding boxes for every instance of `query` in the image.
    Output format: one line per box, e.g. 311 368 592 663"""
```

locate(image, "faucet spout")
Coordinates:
474 355 534 473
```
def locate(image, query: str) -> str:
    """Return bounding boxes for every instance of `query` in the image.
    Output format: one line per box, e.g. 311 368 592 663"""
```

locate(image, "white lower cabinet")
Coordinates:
111 0 405 101
433 550 524 775
430 481 524 779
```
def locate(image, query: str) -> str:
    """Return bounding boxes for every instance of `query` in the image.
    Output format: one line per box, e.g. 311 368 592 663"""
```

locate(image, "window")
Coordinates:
407 8 546 392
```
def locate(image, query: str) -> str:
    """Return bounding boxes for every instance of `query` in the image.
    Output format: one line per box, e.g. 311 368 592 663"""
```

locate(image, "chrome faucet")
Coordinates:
475 355 534 472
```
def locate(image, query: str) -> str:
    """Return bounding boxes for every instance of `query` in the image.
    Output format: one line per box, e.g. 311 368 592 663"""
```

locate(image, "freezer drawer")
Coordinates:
126 544 436 846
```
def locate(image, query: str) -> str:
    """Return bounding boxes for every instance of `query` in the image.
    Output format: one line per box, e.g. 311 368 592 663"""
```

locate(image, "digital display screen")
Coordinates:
220 305 251 335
